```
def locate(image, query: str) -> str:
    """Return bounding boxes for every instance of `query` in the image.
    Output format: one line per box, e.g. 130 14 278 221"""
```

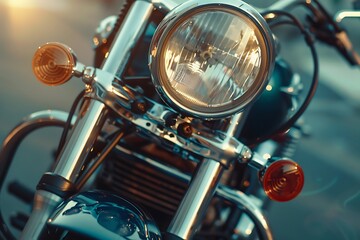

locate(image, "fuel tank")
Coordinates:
240 59 296 144
48 190 162 240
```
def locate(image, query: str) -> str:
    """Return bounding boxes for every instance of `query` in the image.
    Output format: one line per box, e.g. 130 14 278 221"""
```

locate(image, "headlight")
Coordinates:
149 0 275 119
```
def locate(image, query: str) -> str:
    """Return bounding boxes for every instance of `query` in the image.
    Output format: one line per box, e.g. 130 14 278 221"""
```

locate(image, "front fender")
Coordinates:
48 190 161 240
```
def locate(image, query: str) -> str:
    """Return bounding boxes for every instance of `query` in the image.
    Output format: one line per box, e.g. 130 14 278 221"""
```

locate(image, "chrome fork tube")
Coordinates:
20 1 155 239
167 112 249 239
226 111 248 138
167 159 225 240
19 190 63 240
20 100 110 240
102 0 154 76
52 100 109 180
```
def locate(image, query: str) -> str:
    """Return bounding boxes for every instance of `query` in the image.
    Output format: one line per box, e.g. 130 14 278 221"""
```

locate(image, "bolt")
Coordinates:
177 122 193 138
239 146 252 164
131 100 147 114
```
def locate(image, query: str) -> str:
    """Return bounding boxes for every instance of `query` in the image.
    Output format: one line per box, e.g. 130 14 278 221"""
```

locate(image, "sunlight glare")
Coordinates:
4 0 66 10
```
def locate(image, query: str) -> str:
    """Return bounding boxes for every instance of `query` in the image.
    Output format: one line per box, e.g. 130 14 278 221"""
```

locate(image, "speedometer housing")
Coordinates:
149 0 275 119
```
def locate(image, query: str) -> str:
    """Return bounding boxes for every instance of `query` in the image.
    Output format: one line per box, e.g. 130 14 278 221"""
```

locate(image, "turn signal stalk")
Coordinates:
32 42 78 86
260 159 304 202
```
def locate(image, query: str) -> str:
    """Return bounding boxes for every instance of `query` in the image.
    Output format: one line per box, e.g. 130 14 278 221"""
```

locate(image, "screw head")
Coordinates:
177 122 193 138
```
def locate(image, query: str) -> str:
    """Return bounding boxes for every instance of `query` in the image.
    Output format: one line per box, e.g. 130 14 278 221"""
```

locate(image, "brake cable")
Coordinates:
254 10 319 144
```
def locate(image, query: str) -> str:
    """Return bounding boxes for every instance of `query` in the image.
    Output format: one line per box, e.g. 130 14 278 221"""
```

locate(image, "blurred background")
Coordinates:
0 0 359 239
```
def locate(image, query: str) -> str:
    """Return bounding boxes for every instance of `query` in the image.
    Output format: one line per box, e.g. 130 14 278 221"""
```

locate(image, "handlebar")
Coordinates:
261 0 360 66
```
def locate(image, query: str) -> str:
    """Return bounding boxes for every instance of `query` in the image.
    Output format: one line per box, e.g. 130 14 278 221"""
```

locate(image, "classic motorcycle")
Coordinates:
0 0 359 239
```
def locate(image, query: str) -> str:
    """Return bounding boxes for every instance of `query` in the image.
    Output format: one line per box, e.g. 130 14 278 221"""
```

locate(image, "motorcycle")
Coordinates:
0 0 359 239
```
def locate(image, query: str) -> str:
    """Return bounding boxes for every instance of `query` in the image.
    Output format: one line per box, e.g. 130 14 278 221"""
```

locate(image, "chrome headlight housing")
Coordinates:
149 0 275 119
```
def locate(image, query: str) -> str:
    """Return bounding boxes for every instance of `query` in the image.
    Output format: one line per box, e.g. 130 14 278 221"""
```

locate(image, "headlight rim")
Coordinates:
149 0 275 119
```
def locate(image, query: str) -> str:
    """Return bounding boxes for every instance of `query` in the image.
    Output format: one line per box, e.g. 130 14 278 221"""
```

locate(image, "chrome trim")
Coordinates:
335 10 360 23
248 152 268 170
167 159 225 239
235 214 257 238
263 0 302 12
0 110 70 152
0 110 70 188
82 66 96 84
225 112 248 140
73 62 86 79
132 101 247 165
102 1 154 77
232 194 263 238
88 70 135 111
216 186 273 240
87 76 248 165
20 190 63 239
48 190 162 240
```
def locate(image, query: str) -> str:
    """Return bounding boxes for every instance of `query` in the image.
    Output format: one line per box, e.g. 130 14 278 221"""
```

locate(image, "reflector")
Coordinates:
262 159 304 202
32 42 75 86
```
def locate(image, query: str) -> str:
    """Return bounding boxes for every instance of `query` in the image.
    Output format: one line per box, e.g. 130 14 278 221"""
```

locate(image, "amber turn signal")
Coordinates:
32 42 75 86
261 159 304 202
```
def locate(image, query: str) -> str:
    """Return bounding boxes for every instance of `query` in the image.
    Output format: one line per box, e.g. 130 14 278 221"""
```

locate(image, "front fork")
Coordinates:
20 0 155 238
167 159 225 239
20 100 109 239
167 112 249 240
20 104 249 240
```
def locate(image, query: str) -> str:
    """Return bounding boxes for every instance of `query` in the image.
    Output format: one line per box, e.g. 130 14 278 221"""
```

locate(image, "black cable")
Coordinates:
55 90 86 157
312 0 342 32
257 10 319 143
269 0 340 34
268 0 320 19
76 130 125 190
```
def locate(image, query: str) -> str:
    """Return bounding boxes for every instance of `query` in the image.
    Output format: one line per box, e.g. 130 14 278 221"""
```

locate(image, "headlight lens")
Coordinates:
150 0 274 119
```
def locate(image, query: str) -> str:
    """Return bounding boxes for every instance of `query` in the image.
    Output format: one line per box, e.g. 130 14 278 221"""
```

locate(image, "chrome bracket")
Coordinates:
83 68 248 167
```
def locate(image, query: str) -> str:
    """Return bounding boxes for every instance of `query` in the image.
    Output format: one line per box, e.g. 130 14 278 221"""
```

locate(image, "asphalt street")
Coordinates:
0 0 359 239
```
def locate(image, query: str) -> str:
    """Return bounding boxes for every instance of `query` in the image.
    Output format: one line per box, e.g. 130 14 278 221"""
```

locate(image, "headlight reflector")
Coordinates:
150 0 274 119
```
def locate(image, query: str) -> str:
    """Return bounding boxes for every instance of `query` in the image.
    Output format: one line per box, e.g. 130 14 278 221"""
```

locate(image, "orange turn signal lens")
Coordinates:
32 42 75 86
262 159 304 202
